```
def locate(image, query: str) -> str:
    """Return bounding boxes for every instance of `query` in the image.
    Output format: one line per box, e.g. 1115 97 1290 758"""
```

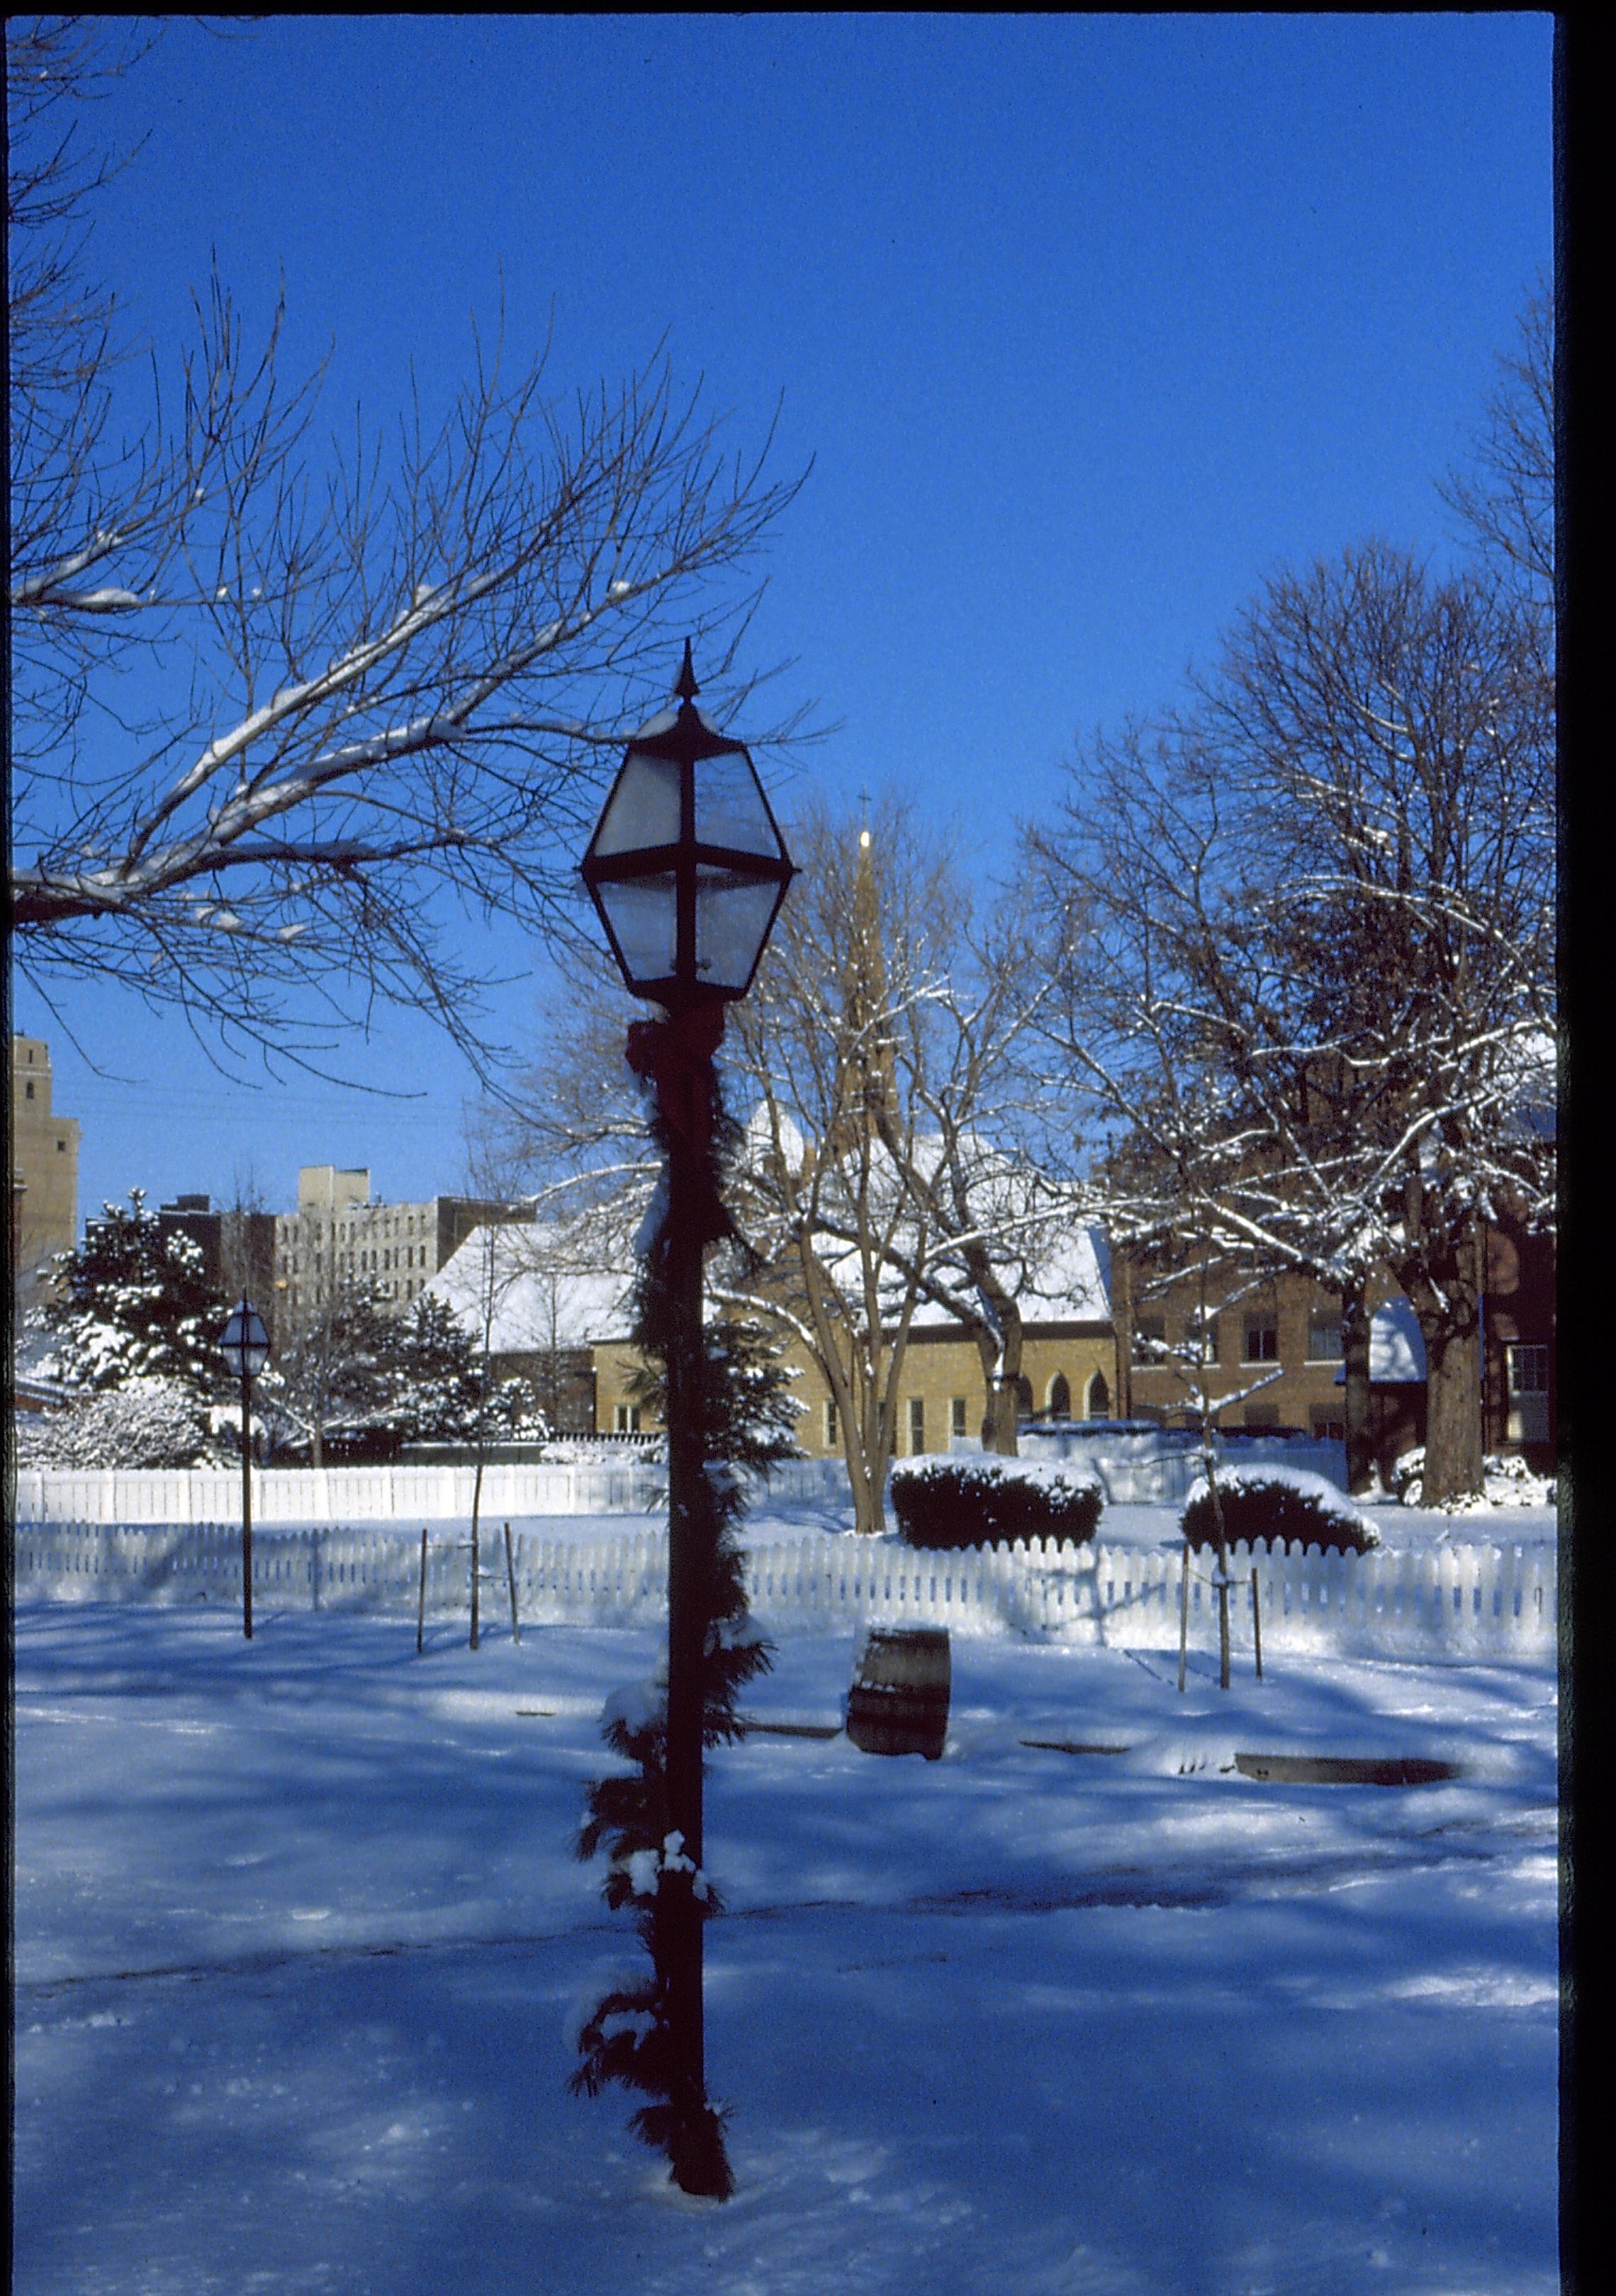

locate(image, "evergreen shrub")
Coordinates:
889 1455 1103 1550
1181 1466 1379 1554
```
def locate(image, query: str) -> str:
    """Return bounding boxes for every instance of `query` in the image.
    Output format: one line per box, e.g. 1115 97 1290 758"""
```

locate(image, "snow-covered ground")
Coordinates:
13 1499 1559 2295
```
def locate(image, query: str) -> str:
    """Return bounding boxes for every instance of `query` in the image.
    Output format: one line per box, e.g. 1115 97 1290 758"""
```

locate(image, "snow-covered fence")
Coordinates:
9 1459 669 1526
6 1444 1325 1522
1082 1536 1559 1660
13 1522 1556 1654
9 1521 676 1624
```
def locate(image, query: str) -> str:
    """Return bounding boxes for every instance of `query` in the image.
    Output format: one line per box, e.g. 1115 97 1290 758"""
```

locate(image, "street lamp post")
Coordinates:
220 1298 271 1639
580 641 794 2188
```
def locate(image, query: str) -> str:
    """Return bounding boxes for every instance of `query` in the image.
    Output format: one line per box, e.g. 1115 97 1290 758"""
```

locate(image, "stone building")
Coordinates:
11 1036 81 1310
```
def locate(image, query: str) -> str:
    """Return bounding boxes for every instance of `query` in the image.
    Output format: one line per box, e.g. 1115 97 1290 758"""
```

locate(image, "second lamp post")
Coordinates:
219 1297 271 1638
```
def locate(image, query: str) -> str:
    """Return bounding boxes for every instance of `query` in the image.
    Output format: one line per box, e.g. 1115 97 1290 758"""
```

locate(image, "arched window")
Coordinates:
1048 1373 1072 1420
1014 1375 1034 1417
1085 1371 1110 1420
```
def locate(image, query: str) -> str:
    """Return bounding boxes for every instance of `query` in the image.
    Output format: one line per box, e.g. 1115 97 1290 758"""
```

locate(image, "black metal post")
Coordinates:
240 1357 254 1641
661 1122 709 2134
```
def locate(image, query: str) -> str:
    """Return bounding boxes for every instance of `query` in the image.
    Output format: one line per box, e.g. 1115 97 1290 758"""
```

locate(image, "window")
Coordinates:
24 1080 34 1099
950 1396 967 1439
1243 1318 1279 1363
1507 1345 1549 1397
1131 1314 1167 1365
1048 1373 1071 1420
908 1397 926 1453
1186 1312 1221 1364
1244 1403 1280 1429
1014 1376 1034 1417
1311 1409 1345 1444
1306 1312 1343 1361
1505 1344 1549 1444
825 1398 839 1449
1085 1371 1110 1419
615 1403 641 1434
57 1138 67 1152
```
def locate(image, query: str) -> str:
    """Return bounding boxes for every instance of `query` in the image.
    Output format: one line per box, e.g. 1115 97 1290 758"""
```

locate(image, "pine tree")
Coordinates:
385 1293 488 1442
43 1191 229 1397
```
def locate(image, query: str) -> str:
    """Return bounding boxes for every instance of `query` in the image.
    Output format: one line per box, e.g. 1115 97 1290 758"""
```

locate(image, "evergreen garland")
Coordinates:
571 1022 793 2198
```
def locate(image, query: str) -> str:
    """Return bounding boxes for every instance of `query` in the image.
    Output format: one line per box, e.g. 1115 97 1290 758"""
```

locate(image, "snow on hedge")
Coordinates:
890 1451 1101 1495
1184 1463 1379 1545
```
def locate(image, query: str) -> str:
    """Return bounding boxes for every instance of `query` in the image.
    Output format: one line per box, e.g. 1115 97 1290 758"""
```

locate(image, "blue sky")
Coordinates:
12 13 1553 1226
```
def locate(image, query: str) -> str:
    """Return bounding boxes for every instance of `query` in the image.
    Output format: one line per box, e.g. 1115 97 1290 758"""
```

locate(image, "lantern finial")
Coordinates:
675 638 699 704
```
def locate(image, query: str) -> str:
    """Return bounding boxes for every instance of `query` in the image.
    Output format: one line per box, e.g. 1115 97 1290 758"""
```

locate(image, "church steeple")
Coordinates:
830 821 898 1151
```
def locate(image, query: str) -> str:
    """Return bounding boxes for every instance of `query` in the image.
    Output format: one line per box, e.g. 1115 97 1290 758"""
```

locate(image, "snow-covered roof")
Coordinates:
904 1221 1111 1327
427 1224 636 1353
1332 1296 1427 1385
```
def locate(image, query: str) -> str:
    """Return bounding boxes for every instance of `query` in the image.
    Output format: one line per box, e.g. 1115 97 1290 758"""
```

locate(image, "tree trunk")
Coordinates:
310 1421 323 1472
1113 1247 1134 1422
984 1373 1019 1454
987 1304 1024 1457
1418 1311 1486 1506
862 1377 893 1535
1340 1281 1374 1495
1407 1220 1486 1508
959 1244 1021 1456
846 1437 885 1536
469 1456 483 1649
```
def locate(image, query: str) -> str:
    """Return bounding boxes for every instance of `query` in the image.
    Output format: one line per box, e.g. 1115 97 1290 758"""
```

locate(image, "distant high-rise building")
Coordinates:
156 1195 279 1333
296 1165 371 1215
273 1166 532 1323
11 1037 82 1308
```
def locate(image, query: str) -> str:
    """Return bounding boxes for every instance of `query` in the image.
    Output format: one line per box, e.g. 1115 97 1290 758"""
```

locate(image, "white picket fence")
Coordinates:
6 1444 1341 1526
10 1521 1556 1656
10 1461 661 1526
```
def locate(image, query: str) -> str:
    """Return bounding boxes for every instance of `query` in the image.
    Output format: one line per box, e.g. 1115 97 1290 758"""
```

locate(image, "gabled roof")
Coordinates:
427 1223 636 1353
754 1110 1111 1328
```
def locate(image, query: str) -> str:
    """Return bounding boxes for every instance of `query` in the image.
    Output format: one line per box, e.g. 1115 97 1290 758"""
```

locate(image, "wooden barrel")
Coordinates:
845 1626 951 1760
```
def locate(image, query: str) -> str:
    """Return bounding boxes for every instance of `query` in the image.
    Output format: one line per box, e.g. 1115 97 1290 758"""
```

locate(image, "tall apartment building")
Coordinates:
11 1036 82 1307
156 1195 279 1333
272 1166 533 1323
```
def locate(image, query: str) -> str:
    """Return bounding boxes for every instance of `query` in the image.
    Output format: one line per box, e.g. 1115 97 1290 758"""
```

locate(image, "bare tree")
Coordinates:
721 799 1066 1527
503 799 1092 1519
1440 283 1554 606
1029 536 1555 1507
876 885 1091 1455
8 18 811 1080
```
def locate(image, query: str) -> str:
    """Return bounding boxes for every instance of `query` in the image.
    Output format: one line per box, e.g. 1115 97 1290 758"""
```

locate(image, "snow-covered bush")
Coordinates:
1182 1465 1379 1555
889 1454 1104 1551
16 1377 211 1470
1392 1447 1556 1511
